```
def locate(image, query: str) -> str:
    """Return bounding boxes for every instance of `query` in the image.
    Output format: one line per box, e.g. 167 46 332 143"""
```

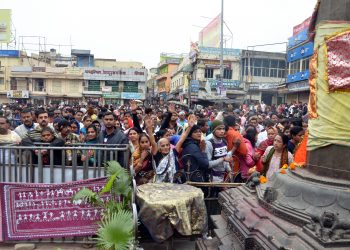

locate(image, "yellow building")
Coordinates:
0 50 147 105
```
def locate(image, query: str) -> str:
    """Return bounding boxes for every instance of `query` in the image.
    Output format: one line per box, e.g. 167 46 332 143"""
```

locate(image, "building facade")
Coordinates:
241 50 286 105
0 49 147 106
284 17 312 104
156 53 183 102
173 46 245 105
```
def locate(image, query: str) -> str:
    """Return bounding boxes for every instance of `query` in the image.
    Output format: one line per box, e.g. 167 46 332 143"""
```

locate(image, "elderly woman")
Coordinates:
154 137 178 183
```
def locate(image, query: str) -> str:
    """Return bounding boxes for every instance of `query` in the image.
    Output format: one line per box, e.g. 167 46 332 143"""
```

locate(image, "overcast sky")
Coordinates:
3 0 316 69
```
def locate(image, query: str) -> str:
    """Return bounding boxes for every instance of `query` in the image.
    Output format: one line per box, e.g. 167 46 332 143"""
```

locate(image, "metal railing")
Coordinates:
0 143 131 183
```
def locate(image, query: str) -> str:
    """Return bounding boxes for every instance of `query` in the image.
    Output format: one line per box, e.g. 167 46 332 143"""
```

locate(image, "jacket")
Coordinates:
98 128 129 167
182 138 209 182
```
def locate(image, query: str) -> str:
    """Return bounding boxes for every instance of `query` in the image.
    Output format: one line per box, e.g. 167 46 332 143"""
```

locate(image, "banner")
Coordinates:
199 14 220 48
0 50 19 57
0 9 11 43
293 16 311 36
6 90 29 99
1 178 109 241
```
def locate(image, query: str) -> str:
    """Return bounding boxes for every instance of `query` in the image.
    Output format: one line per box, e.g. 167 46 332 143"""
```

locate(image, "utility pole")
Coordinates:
220 0 224 82
219 0 224 100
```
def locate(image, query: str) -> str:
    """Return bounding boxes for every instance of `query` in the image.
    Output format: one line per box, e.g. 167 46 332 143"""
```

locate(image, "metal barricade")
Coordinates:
0 142 136 245
0 143 131 183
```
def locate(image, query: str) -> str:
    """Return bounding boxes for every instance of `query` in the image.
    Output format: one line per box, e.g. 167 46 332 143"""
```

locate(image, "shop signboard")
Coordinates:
0 50 20 57
102 92 121 99
11 67 32 73
208 79 241 89
249 83 279 90
287 42 314 62
287 80 309 92
190 80 199 93
6 90 29 99
121 92 145 100
101 86 112 92
287 70 310 83
199 47 240 57
83 68 147 82
0 10 11 43
293 16 311 36
288 29 308 48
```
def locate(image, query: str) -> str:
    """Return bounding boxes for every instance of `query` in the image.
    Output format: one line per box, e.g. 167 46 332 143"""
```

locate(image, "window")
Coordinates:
223 69 232 79
33 79 45 91
0 78 4 85
253 68 261 77
270 69 278 78
105 81 119 92
289 61 301 75
301 58 310 71
52 80 62 93
124 82 138 92
88 80 101 91
10 78 17 90
205 68 214 78
278 69 285 78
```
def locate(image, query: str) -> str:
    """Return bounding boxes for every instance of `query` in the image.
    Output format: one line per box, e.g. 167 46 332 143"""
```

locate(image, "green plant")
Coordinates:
73 161 135 250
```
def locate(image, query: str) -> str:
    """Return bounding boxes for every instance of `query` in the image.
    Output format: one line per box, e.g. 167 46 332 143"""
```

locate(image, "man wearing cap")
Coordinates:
205 120 233 184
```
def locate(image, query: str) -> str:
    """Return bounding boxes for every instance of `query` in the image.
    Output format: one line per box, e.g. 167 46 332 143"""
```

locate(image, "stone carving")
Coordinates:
263 187 277 203
307 211 350 241
245 172 260 189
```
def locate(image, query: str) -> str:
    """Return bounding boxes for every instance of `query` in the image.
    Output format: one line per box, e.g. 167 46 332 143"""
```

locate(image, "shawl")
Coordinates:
261 147 289 177
156 150 177 183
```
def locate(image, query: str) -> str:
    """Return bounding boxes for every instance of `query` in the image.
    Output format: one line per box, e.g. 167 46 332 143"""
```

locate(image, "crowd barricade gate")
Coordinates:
0 143 138 245
0 143 131 183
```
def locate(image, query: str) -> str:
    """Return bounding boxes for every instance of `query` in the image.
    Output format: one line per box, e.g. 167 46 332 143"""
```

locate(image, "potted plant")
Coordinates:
73 161 136 250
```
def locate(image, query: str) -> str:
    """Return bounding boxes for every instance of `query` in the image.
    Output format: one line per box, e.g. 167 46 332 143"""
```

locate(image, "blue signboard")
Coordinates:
287 42 313 62
287 70 310 83
288 29 308 48
0 50 20 57
199 47 240 57
190 80 199 93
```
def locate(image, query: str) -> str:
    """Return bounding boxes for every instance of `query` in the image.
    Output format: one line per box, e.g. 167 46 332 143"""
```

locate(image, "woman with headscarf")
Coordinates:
132 118 157 185
69 120 81 136
153 137 178 183
180 124 209 182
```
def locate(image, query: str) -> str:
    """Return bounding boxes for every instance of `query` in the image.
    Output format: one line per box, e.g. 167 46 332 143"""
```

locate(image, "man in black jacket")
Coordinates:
98 112 129 167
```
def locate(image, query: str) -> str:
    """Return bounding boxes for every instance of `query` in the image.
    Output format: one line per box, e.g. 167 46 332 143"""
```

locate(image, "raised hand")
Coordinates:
187 114 197 127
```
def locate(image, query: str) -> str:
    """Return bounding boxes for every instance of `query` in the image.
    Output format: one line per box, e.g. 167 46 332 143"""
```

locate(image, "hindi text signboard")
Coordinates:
1 178 109 240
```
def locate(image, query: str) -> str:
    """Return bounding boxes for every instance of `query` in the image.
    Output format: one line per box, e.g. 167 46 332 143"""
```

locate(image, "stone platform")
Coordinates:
197 168 350 249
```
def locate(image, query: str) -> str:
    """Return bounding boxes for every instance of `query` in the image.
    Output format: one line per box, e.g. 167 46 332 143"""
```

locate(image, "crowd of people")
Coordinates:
0 100 308 189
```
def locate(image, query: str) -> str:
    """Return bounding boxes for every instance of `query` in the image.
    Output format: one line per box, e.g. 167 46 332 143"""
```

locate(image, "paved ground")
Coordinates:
0 239 196 250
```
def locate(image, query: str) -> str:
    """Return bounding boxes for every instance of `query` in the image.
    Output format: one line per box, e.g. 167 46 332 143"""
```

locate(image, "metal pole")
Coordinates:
188 73 191 108
220 0 224 80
